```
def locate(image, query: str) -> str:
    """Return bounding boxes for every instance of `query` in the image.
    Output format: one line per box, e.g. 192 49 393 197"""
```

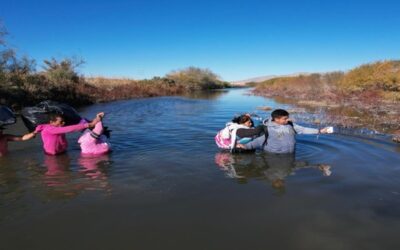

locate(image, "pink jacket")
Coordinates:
35 122 89 155
78 121 111 156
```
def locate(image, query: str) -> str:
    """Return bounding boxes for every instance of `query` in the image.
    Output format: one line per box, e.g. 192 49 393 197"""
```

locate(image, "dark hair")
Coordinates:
271 109 289 120
102 126 112 138
49 113 64 122
232 114 252 125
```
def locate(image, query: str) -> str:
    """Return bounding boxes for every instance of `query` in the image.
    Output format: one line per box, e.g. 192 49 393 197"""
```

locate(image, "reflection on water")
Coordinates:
215 152 332 192
38 154 112 199
181 89 229 100
78 154 111 181
0 153 112 212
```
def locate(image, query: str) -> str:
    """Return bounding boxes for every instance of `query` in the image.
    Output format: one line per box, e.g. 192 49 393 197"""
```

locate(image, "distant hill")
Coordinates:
231 72 311 86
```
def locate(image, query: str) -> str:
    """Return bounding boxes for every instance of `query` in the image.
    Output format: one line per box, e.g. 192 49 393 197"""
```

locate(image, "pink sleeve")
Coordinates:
92 121 104 135
79 118 89 125
34 125 44 133
46 123 89 135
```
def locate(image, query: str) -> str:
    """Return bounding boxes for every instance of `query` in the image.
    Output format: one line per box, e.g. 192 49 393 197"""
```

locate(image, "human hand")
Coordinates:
318 164 332 176
88 112 105 128
320 126 334 134
96 112 105 120
236 143 246 149
22 132 37 141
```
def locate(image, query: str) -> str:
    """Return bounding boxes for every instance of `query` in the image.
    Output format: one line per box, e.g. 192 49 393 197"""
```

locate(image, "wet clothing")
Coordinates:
236 125 264 138
244 120 319 154
215 122 250 150
35 122 89 155
78 121 111 156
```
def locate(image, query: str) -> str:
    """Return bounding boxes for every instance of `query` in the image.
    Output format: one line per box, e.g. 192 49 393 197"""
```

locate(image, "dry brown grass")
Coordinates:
86 77 139 87
253 60 400 133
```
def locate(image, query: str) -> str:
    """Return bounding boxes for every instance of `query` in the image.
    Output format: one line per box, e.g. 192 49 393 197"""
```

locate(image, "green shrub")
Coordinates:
166 67 229 90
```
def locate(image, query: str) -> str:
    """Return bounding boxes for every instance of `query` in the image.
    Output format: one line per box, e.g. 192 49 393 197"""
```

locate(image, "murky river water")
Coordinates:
1 88 400 250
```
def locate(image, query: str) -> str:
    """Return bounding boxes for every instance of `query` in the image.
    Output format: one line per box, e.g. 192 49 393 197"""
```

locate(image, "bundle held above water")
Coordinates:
21 100 82 132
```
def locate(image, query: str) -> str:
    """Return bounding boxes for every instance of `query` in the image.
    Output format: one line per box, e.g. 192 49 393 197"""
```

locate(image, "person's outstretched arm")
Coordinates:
91 121 104 136
87 112 104 128
293 124 319 134
21 132 37 141
46 123 90 135
4 132 36 142
236 125 264 138
242 135 266 150
293 123 332 135
5 134 23 142
47 112 104 135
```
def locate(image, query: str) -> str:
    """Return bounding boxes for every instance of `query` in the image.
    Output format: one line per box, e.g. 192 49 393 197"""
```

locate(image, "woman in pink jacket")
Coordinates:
24 112 104 155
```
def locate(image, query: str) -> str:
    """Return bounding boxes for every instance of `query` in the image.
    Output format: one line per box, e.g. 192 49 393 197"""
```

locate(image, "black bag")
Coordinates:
21 101 81 132
0 106 16 127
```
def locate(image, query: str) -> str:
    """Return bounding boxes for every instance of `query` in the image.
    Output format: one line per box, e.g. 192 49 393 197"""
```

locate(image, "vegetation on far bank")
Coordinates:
252 60 400 103
252 61 400 133
0 24 229 109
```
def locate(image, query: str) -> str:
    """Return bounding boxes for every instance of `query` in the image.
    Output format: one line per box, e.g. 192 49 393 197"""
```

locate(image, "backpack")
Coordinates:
215 126 234 149
215 123 249 150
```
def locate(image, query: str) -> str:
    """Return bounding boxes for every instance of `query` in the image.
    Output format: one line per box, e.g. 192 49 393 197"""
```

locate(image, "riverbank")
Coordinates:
252 60 400 135
0 66 230 109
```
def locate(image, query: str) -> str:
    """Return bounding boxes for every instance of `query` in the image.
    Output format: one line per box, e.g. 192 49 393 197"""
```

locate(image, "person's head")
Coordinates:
49 113 65 127
237 114 252 127
271 109 290 125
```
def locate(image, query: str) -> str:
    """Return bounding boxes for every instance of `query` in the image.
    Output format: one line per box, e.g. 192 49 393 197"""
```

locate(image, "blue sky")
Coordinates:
1 0 399 81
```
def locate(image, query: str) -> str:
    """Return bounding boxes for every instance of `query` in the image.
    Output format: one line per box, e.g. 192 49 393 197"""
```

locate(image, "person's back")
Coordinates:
78 121 111 156
263 119 297 153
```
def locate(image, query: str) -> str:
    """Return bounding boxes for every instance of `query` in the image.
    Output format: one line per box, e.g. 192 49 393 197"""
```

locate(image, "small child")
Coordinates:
78 116 111 156
24 112 104 155
0 127 33 156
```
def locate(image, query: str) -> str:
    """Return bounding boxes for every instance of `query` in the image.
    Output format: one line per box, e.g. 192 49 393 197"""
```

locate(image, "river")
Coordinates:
1 88 400 250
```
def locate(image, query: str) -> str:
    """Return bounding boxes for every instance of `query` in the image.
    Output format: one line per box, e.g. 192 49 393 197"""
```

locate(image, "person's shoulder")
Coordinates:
35 124 49 132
